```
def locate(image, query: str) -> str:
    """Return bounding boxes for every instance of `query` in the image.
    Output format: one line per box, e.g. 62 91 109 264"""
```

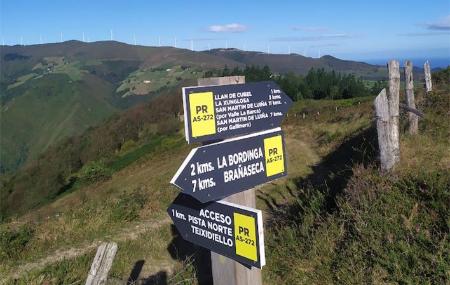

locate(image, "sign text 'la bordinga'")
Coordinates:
171 128 287 203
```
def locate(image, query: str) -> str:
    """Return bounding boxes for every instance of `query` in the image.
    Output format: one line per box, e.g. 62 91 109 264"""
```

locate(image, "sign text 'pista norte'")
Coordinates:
168 194 265 268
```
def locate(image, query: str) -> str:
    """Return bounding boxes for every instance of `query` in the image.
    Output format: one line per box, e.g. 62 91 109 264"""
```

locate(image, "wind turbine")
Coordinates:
174 37 177 48
225 40 228 49
20 36 23 46
318 49 321 58
267 45 270 55
60 32 63 42
110 29 113 41
40 34 42 44
208 43 211 51
288 45 291 54
190 39 194 51
83 32 85 42
158 36 161 47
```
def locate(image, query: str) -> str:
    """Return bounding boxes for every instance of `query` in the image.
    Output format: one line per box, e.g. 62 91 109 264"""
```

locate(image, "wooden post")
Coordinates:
404 61 418 134
387 60 400 166
424 60 432 93
374 89 396 171
197 76 262 285
85 242 118 285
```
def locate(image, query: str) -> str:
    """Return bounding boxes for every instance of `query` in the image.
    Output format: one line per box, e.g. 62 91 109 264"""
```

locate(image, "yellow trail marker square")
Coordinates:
189 91 216 138
263 135 285 177
234 212 258 261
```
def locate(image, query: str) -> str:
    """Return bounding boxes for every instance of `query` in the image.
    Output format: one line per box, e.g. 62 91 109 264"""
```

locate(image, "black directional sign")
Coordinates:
168 194 265 268
171 128 287 203
182 81 292 143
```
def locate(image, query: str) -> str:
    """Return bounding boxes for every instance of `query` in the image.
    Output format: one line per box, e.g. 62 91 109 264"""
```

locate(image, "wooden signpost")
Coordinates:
168 76 292 285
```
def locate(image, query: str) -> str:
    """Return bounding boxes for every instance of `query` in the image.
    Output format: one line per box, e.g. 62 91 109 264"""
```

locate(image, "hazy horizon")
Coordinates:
3 39 449 68
2 0 449 65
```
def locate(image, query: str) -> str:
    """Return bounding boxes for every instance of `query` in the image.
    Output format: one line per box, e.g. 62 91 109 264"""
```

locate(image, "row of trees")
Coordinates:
205 65 384 100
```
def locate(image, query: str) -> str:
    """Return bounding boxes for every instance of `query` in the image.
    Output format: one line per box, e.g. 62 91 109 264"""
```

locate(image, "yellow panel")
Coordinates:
234 212 258 261
189 92 216 138
263 135 285 177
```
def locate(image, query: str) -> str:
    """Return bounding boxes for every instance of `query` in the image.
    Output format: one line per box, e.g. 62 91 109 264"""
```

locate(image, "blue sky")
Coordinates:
1 0 449 63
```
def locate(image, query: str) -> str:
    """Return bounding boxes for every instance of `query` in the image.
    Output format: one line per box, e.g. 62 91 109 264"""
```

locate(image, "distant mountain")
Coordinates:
206 48 387 79
1 41 386 172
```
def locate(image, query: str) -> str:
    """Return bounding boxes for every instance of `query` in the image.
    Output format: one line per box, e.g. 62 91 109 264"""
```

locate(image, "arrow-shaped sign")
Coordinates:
182 81 292 143
171 128 287 203
168 193 265 268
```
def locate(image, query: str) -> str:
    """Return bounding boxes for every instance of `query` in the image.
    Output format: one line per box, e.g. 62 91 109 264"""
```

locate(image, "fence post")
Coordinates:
424 60 432 93
197 75 262 285
374 89 396 171
85 242 118 285
387 60 400 167
404 61 418 134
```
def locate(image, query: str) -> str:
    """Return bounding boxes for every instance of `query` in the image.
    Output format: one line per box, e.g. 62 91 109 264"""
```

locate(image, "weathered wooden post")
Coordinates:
197 75 263 285
404 60 418 134
85 242 118 285
374 60 401 171
374 89 395 171
424 60 432 93
387 60 400 166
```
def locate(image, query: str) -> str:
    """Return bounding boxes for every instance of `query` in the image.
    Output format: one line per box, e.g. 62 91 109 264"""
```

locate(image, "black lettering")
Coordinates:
196 105 208 114
269 148 278 156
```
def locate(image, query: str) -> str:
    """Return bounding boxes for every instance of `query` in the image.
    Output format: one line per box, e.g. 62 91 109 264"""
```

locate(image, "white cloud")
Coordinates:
182 38 225 41
398 32 450 37
270 34 354 42
292 26 329 33
426 15 450 30
208 23 247 33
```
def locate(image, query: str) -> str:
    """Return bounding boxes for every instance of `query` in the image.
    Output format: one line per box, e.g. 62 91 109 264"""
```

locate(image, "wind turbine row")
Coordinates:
4 31 324 57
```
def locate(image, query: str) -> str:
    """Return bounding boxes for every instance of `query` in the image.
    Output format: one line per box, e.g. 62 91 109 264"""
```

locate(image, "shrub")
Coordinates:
110 190 147 222
119 139 138 155
0 224 34 260
77 161 112 184
156 117 180 136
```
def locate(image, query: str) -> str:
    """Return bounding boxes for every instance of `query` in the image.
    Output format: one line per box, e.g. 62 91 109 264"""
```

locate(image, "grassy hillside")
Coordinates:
0 69 448 284
0 41 241 173
1 41 392 173
0 89 183 217
1 73 117 171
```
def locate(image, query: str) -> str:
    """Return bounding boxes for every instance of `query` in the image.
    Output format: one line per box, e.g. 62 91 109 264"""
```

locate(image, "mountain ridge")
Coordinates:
1 41 388 173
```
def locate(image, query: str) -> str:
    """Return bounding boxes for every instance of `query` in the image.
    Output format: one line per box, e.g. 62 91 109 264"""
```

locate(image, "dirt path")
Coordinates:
2 217 172 284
